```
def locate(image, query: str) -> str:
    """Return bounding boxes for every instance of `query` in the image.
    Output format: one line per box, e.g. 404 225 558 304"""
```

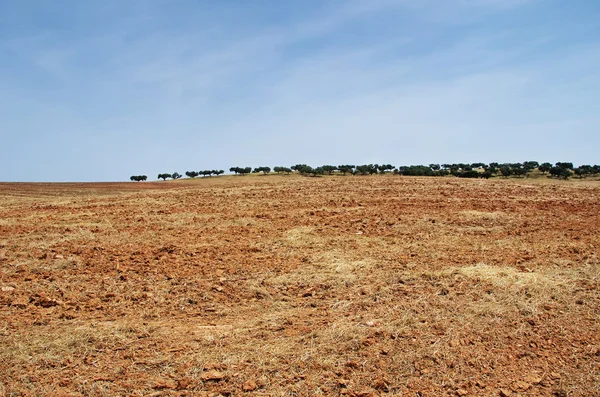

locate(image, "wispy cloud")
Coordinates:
0 0 598 181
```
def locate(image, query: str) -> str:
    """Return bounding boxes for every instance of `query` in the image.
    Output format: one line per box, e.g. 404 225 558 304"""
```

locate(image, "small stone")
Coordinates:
365 321 375 327
499 389 512 397
201 370 224 381
550 372 561 380
1 286 15 292
242 380 257 391
54 254 64 260
457 389 468 396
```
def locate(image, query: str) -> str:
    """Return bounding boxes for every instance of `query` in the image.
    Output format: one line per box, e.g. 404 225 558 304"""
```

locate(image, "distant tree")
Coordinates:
274 166 292 174
555 162 574 170
322 165 338 175
130 175 147 182
337 165 355 175
186 171 199 178
241 167 252 175
538 162 552 174
457 170 480 178
396 165 436 177
471 163 486 169
500 167 513 178
171 172 182 180
215 170 225 176
158 173 172 181
523 161 539 171
291 164 310 174
429 164 441 171
253 166 271 174
513 167 528 177
377 164 394 174
550 166 572 179
230 167 240 175
310 167 325 177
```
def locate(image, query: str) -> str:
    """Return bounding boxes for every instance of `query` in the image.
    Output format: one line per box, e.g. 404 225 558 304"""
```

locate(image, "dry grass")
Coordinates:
1 176 599 396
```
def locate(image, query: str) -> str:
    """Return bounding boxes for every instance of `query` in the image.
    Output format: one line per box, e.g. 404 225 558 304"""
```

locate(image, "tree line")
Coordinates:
130 162 599 181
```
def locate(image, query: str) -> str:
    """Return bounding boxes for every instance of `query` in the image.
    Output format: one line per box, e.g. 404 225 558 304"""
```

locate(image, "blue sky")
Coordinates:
1 0 599 181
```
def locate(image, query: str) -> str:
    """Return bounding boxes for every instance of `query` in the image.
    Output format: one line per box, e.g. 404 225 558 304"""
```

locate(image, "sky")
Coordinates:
1 0 599 182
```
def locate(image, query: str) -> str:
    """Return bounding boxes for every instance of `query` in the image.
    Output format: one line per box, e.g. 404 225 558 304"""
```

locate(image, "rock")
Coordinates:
54 254 64 260
457 388 468 396
550 372 561 380
1 286 15 292
201 370 224 381
499 389 512 397
242 380 258 391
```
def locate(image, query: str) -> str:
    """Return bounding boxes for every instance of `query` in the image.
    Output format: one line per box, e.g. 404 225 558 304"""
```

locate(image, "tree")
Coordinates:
253 166 271 174
457 170 480 178
172 172 182 180
215 170 225 176
538 162 552 174
130 175 147 182
513 167 528 177
555 162 574 170
500 167 513 178
274 166 292 174
158 173 172 181
338 165 355 175
523 161 539 171
550 166 572 179
429 164 441 171
322 165 338 175
186 171 199 178
377 164 394 174
230 167 240 175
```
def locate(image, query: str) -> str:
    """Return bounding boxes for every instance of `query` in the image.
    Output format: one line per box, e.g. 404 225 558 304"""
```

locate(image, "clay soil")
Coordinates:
1 175 599 397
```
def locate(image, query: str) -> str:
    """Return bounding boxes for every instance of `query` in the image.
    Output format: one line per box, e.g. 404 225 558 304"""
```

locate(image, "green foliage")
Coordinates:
230 167 252 175
555 162 574 170
186 171 199 178
322 165 338 175
158 173 172 181
500 167 513 177
457 170 480 178
337 165 355 175
377 164 394 174
130 175 147 182
538 162 552 174
172 172 182 180
274 166 292 174
253 166 271 174
550 166 572 179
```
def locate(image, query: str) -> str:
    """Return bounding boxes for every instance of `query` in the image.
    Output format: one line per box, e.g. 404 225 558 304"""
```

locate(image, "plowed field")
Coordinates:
1 176 599 396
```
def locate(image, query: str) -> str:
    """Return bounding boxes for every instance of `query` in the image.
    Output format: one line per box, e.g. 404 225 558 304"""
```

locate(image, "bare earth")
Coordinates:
1 175 599 397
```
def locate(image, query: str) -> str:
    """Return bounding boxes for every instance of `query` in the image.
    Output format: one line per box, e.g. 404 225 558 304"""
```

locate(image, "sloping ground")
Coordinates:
0 176 599 397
